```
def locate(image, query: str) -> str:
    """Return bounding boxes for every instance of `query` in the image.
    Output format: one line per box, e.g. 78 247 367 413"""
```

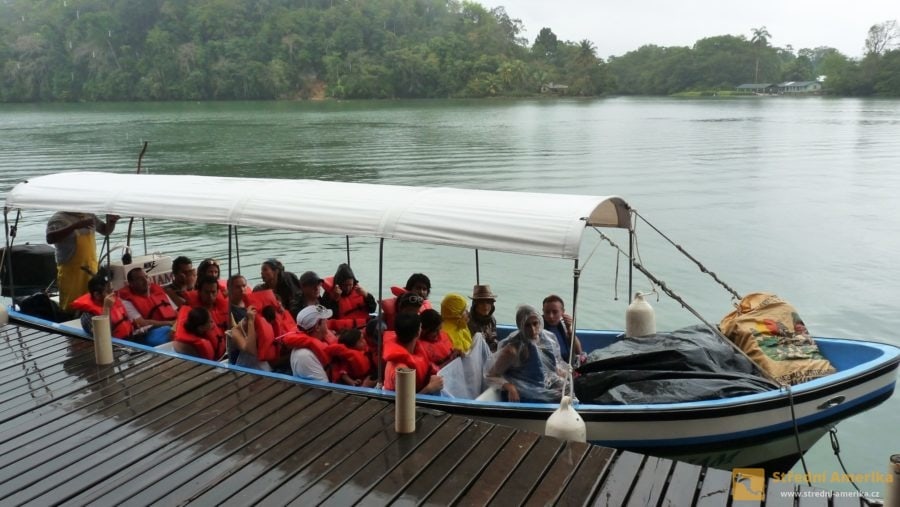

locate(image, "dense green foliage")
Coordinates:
1 1 897 101
608 25 900 97
0 0 611 101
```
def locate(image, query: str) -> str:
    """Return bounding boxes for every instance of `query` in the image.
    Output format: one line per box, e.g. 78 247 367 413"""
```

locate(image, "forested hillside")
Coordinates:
0 0 611 101
1 0 897 102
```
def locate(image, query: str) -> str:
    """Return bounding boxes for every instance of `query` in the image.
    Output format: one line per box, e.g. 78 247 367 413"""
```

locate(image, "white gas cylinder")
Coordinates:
545 396 586 442
626 292 656 337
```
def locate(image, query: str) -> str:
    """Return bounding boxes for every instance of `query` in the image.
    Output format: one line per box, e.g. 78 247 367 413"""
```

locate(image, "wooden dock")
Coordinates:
0 321 874 506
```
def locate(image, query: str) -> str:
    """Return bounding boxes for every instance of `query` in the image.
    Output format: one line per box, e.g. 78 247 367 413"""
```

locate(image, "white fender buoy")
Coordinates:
0 305 8 326
545 396 586 442
887 454 900 507
626 292 656 337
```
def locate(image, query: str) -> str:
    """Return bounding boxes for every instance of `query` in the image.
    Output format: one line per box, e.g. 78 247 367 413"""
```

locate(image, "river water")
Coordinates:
1 97 898 493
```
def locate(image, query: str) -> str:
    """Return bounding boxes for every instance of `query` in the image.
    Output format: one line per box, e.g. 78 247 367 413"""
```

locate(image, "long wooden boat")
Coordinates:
4 171 899 472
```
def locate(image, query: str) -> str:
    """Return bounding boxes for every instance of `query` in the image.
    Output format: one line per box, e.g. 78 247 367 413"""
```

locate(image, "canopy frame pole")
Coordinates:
474 249 480 284
234 226 241 274
628 219 635 300
228 225 233 278
345 236 351 266
566 259 580 398
376 238 385 387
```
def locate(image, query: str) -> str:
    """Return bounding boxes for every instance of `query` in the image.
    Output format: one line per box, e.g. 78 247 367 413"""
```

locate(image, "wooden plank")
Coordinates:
523 441 592 507
453 430 541 506
556 445 617 507
0 358 202 468
391 420 495 507
0 352 159 438
284 406 422 506
694 467 734 507
626 456 676 507
288 411 446 507
490 435 564 506
192 398 391 505
0 345 120 405
796 485 828 507
659 460 703 507
154 392 373 506
356 415 471 505
0 366 245 504
111 388 338 507
592 451 645 507
61 380 301 506
316 411 451 507
762 479 795 507
17 373 275 506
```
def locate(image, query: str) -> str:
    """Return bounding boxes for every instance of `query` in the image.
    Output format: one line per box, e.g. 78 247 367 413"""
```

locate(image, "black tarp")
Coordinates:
574 325 778 404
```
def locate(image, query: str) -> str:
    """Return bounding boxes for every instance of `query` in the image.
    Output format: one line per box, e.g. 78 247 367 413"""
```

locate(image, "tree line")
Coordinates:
1 0 898 102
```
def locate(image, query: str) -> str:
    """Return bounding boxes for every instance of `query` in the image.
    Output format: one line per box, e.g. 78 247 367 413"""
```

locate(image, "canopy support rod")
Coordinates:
569 259 580 368
345 236 351 266
228 225 233 277
474 249 480 284
376 238 385 387
628 222 634 300
234 225 241 274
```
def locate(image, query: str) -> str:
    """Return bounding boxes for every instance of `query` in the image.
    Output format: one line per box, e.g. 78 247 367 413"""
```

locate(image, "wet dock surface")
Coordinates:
0 321 870 506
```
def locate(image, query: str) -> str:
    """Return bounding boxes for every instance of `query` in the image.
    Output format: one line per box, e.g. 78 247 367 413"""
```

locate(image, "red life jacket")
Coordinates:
381 287 432 331
420 329 453 366
71 292 134 339
324 343 372 383
322 276 370 331
248 313 280 362
383 339 434 392
281 330 331 367
118 283 177 321
173 306 225 361
247 289 297 338
183 290 231 337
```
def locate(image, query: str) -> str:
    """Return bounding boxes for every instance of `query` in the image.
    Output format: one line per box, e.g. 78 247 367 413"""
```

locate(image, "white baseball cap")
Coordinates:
296 304 333 330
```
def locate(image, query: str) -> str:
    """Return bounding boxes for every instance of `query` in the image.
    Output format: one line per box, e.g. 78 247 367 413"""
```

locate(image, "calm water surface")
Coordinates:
1 97 898 491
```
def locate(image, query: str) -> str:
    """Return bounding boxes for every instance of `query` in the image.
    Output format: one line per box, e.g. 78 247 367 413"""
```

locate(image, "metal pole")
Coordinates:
234 226 241 274
628 225 634 300
227 225 233 278
345 235 351 266
376 238 384 386
475 249 480 284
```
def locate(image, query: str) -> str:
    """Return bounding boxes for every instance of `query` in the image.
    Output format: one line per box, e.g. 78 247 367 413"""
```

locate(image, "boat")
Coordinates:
3 171 898 473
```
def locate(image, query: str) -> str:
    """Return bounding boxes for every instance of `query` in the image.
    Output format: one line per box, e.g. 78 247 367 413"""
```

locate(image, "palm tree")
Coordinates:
750 26 771 82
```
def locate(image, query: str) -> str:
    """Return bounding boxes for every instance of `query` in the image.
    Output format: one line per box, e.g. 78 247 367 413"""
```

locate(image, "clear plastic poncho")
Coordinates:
484 305 567 403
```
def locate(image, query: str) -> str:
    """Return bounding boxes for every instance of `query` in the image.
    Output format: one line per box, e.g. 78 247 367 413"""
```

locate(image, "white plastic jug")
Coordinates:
626 292 656 337
545 396 586 442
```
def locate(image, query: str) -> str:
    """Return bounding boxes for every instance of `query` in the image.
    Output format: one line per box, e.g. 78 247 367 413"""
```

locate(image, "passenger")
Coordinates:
253 258 301 317
383 313 443 394
419 309 458 367
542 294 583 363
380 291 425 344
381 273 433 330
226 274 249 322
173 307 226 361
72 271 134 339
467 284 499 352
441 293 474 354
163 256 194 308
283 305 333 381
321 263 376 331
45 211 118 311
184 275 231 339
195 258 227 293
227 306 274 371
326 329 376 387
485 305 566 403
117 267 176 346
296 270 325 310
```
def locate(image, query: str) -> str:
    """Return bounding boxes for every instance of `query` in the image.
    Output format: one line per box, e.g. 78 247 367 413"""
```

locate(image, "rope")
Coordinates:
631 209 742 301
828 427 879 504
785 385 811 485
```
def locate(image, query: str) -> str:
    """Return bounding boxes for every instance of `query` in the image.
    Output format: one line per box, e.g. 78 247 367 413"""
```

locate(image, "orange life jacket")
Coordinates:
380 287 432 331
383 339 434 392
281 330 331 367
118 283 177 321
183 290 231 336
173 306 225 361
322 276 370 331
420 329 453 366
70 292 134 339
324 343 372 383
245 289 289 361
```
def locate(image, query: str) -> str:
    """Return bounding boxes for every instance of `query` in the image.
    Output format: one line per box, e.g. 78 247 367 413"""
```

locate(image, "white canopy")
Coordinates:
4 172 631 260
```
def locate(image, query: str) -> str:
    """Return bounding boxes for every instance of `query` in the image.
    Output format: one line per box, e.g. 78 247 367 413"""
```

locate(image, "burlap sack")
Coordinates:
719 292 835 385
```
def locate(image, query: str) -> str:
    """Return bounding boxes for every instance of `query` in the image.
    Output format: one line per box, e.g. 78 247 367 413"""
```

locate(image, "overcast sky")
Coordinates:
479 0 898 59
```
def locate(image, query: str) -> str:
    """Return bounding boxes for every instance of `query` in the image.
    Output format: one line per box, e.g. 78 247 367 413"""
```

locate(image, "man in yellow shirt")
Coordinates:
46 212 118 311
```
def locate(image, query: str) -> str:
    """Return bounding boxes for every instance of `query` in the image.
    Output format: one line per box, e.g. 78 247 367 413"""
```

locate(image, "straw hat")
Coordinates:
470 284 497 301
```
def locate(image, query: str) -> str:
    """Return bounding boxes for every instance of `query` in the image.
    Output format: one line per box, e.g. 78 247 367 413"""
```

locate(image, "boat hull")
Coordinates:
7 309 899 473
